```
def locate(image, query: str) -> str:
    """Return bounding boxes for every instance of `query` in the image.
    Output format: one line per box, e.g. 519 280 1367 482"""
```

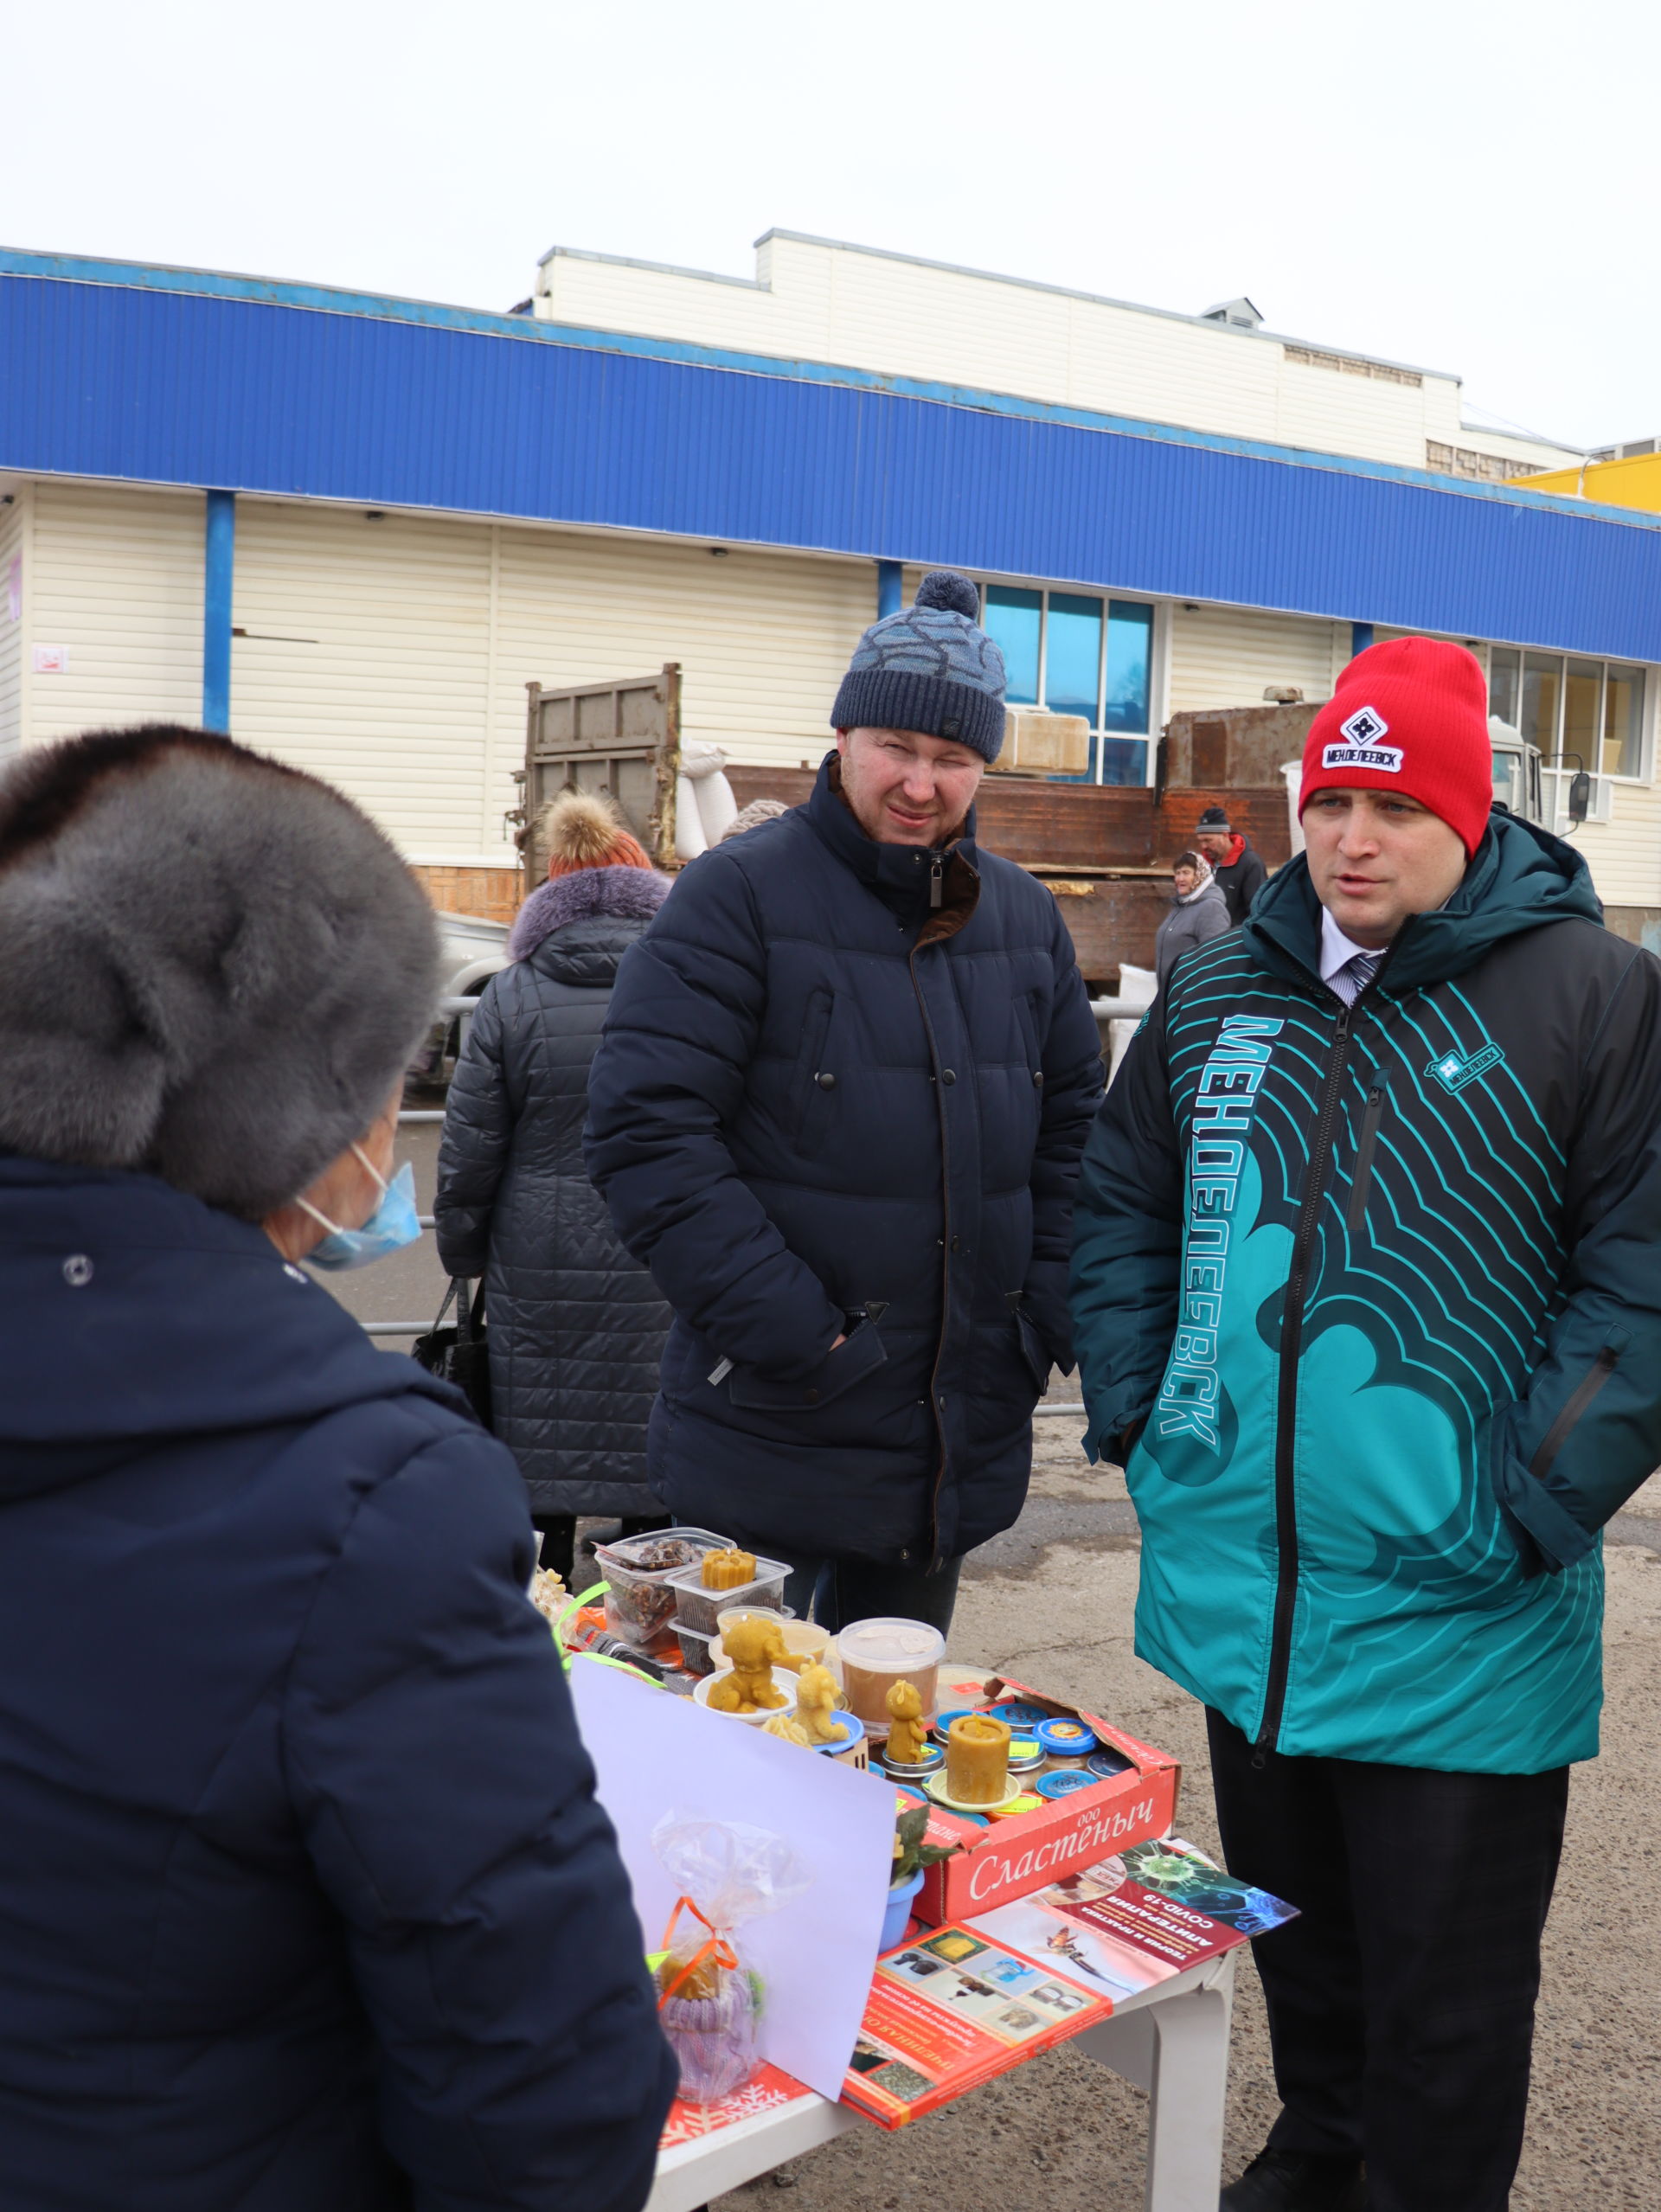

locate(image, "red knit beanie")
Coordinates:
1299 638 1493 858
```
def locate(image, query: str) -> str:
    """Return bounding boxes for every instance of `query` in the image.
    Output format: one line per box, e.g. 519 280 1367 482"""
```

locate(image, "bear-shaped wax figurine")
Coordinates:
762 1709 811 1747
706 1616 791 1712
884 1679 928 1764
793 1663 850 1745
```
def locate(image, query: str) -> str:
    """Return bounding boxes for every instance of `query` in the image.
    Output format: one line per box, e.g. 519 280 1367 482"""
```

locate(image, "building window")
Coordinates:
1426 441 1537 483
1489 647 1647 779
980 584 1156 784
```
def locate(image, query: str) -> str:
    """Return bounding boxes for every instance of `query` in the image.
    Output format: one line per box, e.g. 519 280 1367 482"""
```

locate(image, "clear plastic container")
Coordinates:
714 1611 824 1667
675 1622 721 1679
837 1617 946 1729
593 1526 732 1651
669 1553 790 1638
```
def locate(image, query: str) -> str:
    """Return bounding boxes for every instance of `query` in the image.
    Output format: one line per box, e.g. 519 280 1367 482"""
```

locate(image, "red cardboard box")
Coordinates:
911 1675 1181 1927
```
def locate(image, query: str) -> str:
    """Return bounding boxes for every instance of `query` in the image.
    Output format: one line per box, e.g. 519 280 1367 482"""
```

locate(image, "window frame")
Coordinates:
1486 641 1654 785
976 575 1164 785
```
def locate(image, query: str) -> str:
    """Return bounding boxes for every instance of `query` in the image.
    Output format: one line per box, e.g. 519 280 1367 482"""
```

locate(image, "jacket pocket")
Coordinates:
727 1319 888 1413
1529 1337 1625 1482
1344 1085 1386 1237
789 987 837 1147
1013 1306 1051 1395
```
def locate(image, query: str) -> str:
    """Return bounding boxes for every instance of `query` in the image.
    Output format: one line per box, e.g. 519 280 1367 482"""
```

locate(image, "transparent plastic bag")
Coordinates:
651 1811 811 2105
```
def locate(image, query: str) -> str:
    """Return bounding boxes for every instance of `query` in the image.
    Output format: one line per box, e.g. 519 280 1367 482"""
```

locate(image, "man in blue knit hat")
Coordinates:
587 573 1104 1632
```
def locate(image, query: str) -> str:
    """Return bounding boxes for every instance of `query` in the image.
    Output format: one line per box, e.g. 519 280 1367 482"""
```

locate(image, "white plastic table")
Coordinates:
647 1948 1236 2212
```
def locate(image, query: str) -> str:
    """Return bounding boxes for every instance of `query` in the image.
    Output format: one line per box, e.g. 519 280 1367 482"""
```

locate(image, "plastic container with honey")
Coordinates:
837 1617 946 1731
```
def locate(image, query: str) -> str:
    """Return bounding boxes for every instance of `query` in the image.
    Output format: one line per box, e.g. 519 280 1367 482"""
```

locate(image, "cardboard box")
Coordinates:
911 1675 1181 1926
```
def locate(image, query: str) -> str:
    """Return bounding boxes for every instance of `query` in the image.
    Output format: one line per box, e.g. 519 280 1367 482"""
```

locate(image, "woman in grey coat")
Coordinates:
436 792 672 1580
1153 849 1231 991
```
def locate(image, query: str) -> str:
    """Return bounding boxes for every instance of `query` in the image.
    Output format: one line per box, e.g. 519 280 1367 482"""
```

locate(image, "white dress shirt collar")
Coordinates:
1319 907 1381 986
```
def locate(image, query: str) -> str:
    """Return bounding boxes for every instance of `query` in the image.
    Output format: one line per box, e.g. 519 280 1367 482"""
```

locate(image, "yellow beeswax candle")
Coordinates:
701 1548 757 1591
946 1713 1011 1805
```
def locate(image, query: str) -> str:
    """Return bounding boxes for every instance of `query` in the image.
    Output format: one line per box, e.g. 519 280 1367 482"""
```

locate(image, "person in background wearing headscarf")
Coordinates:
721 795 790 842
1153 849 1230 993
436 789 674 1583
0 726 676 2212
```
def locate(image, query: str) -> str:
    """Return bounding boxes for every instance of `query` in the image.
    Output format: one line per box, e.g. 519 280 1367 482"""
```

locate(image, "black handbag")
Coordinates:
411 1277 493 1427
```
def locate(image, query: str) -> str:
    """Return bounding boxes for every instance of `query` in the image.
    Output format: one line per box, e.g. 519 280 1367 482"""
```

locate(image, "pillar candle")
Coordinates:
946 1714 1012 1805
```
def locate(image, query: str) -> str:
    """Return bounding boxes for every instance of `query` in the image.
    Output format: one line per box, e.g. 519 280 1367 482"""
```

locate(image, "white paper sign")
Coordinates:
32 644 67 674
568 1660 895 2100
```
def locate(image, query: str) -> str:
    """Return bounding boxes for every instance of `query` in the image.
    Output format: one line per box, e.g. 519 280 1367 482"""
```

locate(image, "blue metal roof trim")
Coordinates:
0 246 1641 526
3 264 1661 661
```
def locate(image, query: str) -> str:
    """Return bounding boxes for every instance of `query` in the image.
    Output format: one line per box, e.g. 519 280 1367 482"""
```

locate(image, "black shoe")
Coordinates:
1220 2147 1367 2212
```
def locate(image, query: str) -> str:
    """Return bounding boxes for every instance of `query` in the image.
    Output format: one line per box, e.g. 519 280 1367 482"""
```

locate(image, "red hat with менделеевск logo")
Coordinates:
1299 637 1493 858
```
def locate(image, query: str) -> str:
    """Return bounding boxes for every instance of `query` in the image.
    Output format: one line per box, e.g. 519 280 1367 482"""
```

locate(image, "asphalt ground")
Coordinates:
324 1117 1661 2209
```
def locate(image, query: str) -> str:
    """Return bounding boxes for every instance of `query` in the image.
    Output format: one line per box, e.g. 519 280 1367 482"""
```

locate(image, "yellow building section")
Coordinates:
1507 452 1661 512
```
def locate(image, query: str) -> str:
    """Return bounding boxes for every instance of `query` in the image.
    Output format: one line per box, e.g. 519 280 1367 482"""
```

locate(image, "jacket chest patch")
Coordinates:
1427 1042 1505 1094
1158 1015 1285 1448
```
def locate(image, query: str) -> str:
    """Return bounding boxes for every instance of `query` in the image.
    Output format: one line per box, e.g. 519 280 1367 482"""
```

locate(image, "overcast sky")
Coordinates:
3 0 1652 452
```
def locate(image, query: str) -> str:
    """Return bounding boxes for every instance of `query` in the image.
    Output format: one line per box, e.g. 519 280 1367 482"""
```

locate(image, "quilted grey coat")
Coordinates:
434 867 672 1518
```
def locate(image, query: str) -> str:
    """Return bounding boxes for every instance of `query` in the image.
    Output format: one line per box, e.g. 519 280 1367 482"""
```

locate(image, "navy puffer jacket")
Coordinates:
0 1154 677 2212
585 758 1103 1567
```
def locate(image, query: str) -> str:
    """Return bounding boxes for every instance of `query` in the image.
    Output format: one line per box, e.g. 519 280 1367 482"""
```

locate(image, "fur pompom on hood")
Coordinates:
0 725 440 1221
508 864 670 961
539 787 653 876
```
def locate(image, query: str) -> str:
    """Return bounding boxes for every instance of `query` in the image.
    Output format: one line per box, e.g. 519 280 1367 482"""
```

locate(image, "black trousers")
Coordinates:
726 1538 964 1637
1207 1709 1568 2212
533 1512 665 1585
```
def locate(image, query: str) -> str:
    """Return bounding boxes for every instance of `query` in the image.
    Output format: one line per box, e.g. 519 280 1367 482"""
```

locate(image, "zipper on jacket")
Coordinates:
907 946 952 1566
929 856 943 910
1344 1086 1386 1238
1529 1342 1623 1482
1255 985 1371 1766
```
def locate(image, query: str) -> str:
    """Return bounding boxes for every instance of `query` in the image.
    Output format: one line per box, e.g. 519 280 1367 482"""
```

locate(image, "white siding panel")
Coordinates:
29 482 202 741
1576 784 1661 909
1167 604 1340 719
0 489 24 758
491 529 869 831
228 501 496 855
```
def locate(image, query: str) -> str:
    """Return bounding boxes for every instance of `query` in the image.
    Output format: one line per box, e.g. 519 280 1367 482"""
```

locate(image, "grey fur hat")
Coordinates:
0 725 440 1220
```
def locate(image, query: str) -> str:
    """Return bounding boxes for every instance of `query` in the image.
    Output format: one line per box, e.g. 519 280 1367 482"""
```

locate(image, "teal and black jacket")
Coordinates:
1071 812 1661 1773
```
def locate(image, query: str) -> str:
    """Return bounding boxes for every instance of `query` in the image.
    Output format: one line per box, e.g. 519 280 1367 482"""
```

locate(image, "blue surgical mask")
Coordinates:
298 1148 423 1272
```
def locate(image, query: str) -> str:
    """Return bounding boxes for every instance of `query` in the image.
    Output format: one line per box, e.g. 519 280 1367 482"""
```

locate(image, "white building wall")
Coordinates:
7 481 869 859
228 501 498 856
1166 602 1344 718
491 528 869 841
535 233 1581 476
18 478 1658 914
231 504 870 859
27 481 202 741
0 485 26 759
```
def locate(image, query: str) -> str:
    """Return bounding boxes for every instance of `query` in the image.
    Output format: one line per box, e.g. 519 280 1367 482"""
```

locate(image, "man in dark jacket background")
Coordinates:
1072 640 1661 2212
1195 803 1268 922
586 573 1103 1632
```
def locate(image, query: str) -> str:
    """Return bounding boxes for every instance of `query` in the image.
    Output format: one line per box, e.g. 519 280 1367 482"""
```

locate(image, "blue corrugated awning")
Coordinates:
3 248 1659 664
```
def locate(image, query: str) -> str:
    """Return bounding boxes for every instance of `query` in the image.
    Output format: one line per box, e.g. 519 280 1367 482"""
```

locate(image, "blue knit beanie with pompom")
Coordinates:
830 571 1006 762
